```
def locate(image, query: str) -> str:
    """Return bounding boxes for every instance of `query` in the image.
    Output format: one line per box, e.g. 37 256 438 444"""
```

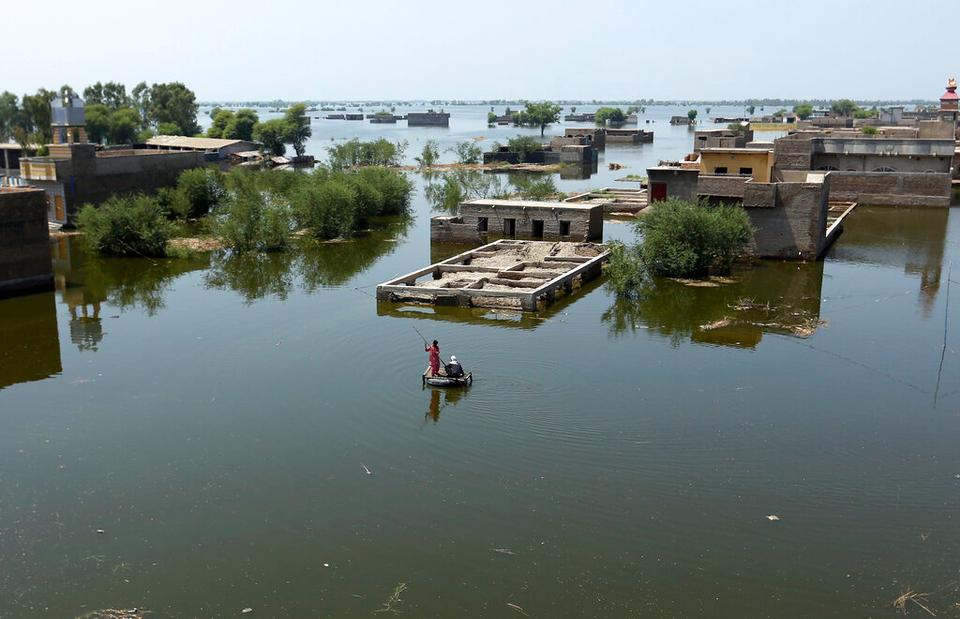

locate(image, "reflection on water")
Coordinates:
828 206 948 316
0 292 61 390
377 277 605 329
53 236 210 320
424 385 468 422
604 261 825 348
206 219 408 302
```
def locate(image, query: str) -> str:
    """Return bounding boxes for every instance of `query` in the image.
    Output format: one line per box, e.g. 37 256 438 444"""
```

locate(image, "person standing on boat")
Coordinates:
425 340 441 376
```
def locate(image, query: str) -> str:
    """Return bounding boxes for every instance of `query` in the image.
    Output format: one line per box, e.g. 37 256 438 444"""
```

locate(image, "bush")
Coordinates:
510 174 557 200
605 242 646 297
451 141 482 164
214 171 292 252
77 194 173 257
636 198 752 278
416 140 439 169
595 107 626 125
860 125 878 135
176 167 225 218
328 138 406 170
506 135 543 163
349 166 412 216
292 179 358 239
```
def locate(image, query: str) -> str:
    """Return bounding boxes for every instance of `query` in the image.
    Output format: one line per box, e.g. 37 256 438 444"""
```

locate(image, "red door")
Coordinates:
650 182 667 202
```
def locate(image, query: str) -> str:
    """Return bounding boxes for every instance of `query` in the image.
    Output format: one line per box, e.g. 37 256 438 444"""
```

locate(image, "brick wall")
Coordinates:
0 188 53 295
773 135 813 170
742 178 829 259
432 201 603 243
828 172 951 207
697 174 749 199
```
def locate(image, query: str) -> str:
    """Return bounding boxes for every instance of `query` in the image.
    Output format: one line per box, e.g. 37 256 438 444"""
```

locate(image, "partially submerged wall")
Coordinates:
431 199 603 243
827 172 951 207
0 188 53 296
742 177 830 259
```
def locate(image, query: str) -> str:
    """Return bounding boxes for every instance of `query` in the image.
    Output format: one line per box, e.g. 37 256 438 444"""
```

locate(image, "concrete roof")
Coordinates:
700 148 773 154
463 198 600 210
145 135 249 150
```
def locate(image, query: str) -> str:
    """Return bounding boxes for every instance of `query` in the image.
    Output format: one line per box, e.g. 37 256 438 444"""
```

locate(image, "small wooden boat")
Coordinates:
423 371 472 387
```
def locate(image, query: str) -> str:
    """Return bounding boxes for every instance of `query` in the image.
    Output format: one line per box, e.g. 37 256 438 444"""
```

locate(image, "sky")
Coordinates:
7 0 959 102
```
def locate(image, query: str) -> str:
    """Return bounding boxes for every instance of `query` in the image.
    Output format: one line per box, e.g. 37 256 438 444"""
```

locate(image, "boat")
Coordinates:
422 371 472 387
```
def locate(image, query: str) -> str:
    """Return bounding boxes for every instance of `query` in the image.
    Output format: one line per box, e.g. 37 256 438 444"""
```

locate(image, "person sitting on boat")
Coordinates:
445 355 464 378
425 340 441 377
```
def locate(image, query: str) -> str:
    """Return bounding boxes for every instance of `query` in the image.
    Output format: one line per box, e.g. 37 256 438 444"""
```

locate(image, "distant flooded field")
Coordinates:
1 106 958 617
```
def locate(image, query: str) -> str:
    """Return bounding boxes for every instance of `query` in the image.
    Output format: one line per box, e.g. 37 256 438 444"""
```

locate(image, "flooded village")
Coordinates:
2 3 960 618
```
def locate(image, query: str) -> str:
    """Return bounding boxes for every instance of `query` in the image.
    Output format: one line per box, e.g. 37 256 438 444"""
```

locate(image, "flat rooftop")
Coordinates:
463 198 600 211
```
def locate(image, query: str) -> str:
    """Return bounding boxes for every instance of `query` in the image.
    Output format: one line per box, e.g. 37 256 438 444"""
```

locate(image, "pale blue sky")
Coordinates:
8 0 959 101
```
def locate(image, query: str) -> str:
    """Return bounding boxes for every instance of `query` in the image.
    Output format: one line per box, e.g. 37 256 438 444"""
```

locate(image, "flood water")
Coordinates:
1 106 959 618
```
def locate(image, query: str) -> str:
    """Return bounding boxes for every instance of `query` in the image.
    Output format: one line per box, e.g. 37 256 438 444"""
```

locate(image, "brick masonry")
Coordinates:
0 188 53 296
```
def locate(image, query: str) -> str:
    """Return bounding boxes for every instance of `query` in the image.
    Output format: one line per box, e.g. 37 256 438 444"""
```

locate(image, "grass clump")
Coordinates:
77 194 173 257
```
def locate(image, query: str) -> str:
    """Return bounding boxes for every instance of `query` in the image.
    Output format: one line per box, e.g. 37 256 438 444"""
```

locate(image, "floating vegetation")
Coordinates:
892 588 936 616
375 582 407 614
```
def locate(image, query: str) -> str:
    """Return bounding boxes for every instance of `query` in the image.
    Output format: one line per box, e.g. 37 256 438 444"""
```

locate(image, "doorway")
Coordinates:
503 218 516 237
531 220 544 238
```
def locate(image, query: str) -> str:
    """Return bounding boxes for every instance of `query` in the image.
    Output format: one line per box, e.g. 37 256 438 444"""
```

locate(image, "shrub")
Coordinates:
328 138 406 170
605 242 646 297
636 198 752 278
424 174 466 212
77 194 173 257
860 125 878 135
292 179 358 239
595 107 626 125
176 167 226 217
350 166 412 216
506 135 543 163
510 174 558 200
451 141 482 164
214 171 292 252
416 140 439 169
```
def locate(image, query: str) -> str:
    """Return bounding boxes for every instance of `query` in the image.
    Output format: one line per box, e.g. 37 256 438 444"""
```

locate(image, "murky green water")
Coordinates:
2 109 960 617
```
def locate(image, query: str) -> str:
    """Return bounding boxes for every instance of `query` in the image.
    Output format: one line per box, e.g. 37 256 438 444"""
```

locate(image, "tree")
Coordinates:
793 103 814 120
19 89 56 145
207 107 232 138
595 107 626 125
84 103 111 144
282 103 311 157
746 104 756 115
415 140 439 169
0 91 18 168
830 99 859 117
156 122 180 136
506 135 543 163
687 109 698 122
147 82 200 135
131 82 150 129
224 109 258 141
253 118 288 156
108 107 141 144
513 101 562 136
450 141 482 164
83 81 129 110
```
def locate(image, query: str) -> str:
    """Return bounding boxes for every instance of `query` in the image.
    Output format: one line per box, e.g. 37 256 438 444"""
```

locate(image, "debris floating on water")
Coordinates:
241 608 253 615
507 602 529 615
96 529 106 534
361 463 373 476
492 548 516 555
374 582 407 614
766 515 780 522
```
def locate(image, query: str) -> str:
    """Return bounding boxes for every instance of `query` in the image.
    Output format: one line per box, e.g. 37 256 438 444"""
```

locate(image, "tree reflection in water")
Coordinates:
205 217 409 302
603 261 825 349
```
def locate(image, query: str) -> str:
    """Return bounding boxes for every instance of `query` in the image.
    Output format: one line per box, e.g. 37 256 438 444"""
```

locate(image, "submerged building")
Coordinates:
20 143 204 225
431 198 603 243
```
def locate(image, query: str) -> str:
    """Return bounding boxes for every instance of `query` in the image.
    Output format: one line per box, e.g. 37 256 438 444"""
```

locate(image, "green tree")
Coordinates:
19 89 56 145
830 99 859 117
506 135 543 163
687 109 698 121
793 103 813 120
147 82 200 135
282 103 311 156
450 140 482 164
156 122 180 136
224 109 258 141
83 81 129 109
207 107 233 138
253 118 288 156
415 140 440 169
131 81 150 129
487 111 497 124
84 103 111 144
108 107 141 144
77 194 173 257
595 107 626 125
514 101 562 136
746 104 756 115
0 91 18 168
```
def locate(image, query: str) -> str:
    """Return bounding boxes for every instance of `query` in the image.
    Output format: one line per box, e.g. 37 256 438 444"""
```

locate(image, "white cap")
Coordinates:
450 355 457 363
